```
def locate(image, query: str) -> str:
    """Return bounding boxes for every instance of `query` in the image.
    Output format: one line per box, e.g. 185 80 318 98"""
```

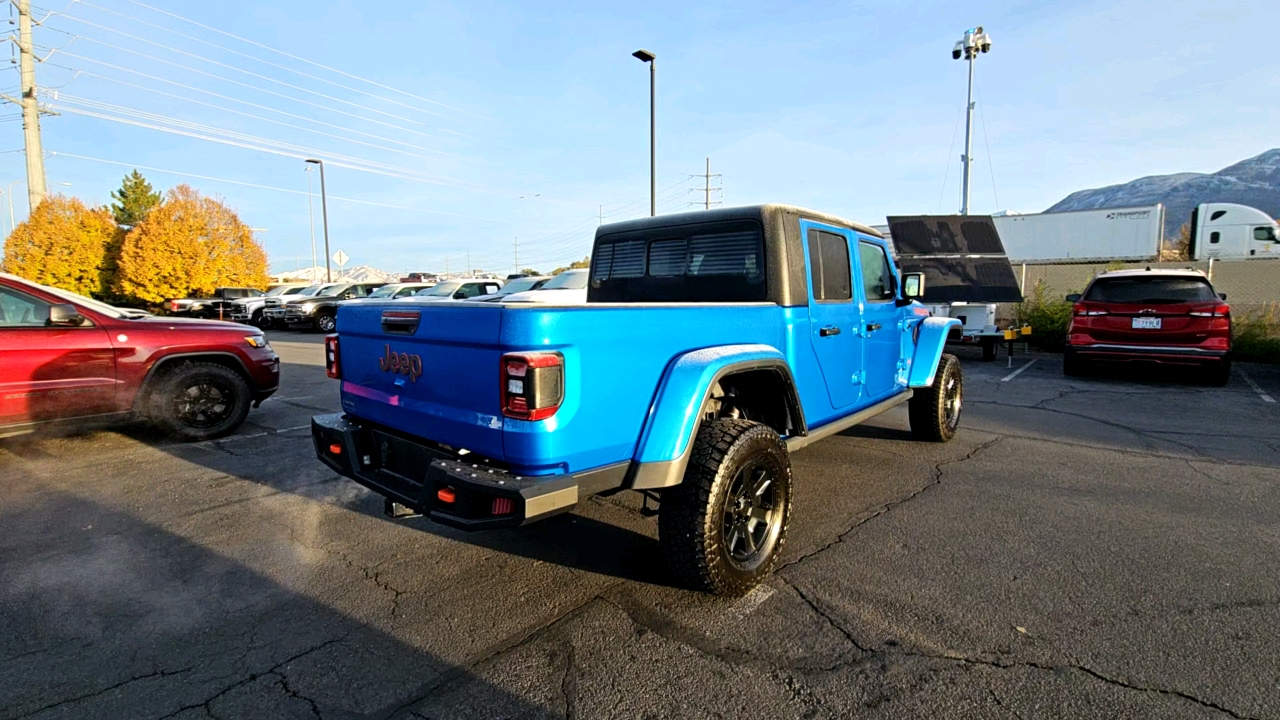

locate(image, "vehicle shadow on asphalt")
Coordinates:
0 489 561 719
396 503 673 588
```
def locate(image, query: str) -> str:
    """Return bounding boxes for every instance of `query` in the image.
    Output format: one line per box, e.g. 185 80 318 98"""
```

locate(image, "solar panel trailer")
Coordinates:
883 215 1023 361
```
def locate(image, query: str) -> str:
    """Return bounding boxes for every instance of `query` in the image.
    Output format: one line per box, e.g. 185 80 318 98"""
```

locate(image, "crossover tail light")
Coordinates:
501 351 564 421
325 334 341 379
1072 303 1108 316
1188 304 1230 318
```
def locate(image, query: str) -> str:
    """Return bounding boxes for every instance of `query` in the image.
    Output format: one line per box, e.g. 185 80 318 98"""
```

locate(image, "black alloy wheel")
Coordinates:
316 313 337 333
722 463 781 564
150 362 252 441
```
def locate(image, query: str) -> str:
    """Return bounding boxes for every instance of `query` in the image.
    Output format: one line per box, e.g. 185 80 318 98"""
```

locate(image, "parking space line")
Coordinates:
276 425 312 433
1238 369 1276 403
1000 359 1038 382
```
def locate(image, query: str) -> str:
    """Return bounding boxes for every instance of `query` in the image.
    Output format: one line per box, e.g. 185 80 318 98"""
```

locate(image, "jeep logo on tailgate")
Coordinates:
378 344 423 382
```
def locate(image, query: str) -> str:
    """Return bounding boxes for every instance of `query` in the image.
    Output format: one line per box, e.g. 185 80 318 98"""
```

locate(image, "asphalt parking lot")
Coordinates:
3 333 1279 720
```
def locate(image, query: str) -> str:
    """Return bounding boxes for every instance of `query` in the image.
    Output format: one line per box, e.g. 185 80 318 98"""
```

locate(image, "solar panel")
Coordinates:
885 215 1022 303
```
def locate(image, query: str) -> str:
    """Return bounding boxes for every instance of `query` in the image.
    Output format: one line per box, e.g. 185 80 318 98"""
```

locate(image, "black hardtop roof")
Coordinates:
594 204 884 239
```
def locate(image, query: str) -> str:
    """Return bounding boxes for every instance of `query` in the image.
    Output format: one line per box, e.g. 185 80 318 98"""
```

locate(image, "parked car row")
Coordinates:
213 271 591 333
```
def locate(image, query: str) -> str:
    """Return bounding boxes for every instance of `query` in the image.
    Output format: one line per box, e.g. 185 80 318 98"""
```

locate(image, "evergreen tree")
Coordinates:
110 170 162 227
114 185 269 304
1 195 122 296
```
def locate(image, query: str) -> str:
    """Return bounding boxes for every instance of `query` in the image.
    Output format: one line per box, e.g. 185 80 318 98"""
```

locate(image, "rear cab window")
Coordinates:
1084 276 1217 304
589 219 766 303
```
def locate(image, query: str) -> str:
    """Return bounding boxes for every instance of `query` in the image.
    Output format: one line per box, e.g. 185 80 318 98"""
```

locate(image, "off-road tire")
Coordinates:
1063 350 1086 377
148 362 252 442
981 337 997 362
315 312 337 333
658 419 792 596
1205 358 1232 387
909 353 962 443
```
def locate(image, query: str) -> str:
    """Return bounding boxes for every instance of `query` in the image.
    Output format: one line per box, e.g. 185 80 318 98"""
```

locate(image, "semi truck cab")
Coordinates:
1190 203 1280 260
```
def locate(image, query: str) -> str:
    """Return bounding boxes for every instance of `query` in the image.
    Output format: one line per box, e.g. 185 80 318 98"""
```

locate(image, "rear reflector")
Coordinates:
501 351 564 421
325 334 341 379
492 497 514 515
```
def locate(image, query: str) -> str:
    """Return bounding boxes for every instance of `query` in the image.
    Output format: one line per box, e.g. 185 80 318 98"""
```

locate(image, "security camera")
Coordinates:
952 47 962 59
981 42 992 53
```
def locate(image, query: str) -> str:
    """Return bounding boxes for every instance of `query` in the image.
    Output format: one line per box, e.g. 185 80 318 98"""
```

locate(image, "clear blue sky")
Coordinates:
3 0 1276 274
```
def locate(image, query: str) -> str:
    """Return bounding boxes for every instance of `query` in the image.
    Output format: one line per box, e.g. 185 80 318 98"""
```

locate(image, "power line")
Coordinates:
54 47 455 144
62 0 474 124
44 99 486 188
48 150 499 220
39 60 472 162
116 0 488 121
44 14 469 137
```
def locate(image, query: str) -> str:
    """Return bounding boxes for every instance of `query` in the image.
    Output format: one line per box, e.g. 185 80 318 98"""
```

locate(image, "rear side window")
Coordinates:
590 220 765 302
1084 277 1217 304
807 229 851 302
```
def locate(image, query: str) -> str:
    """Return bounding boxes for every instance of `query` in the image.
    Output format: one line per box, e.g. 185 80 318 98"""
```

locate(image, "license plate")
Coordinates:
1131 317 1161 329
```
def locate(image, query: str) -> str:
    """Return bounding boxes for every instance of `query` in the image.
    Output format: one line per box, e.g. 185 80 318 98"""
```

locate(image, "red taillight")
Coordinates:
325 334 341 379
1188 304 1230 318
501 351 563 421
437 487 456 504
328 443 342 455
1073 303 1108 316
492 497 514 515
169 300 180 312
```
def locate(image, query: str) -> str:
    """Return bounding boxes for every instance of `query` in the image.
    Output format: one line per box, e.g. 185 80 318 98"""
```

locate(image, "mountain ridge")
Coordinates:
1046 149 1280 237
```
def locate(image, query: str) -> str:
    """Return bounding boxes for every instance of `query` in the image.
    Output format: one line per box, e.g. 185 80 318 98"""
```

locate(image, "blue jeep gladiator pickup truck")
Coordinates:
312 205 962 595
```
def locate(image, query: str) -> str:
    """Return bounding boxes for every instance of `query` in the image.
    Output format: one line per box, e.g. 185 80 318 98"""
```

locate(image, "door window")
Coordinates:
1254 227 1277 242
807 229 851 302
0 286 52 327
858 242 896 302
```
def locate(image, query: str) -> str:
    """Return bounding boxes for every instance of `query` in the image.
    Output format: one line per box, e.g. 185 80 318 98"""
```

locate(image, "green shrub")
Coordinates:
1233 304 1280 364
1016 280 1076 352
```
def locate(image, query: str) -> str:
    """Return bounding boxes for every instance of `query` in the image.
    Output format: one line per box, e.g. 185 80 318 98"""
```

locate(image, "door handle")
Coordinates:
819 325 841 337
866 323 882 333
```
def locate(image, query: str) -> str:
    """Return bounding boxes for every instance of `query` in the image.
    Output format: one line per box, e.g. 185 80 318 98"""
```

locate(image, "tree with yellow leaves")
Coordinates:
114 185 269 304
1 195 123 296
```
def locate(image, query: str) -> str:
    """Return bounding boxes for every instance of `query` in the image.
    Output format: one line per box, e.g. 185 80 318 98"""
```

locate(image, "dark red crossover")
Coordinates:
1064 269 1231 384
1 273 280 440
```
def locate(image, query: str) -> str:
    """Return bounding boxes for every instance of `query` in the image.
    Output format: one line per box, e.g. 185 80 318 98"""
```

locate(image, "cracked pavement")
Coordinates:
2 335 1278 719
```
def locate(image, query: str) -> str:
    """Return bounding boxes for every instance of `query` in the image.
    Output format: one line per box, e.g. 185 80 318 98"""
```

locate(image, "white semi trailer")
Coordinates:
991 205 1164 263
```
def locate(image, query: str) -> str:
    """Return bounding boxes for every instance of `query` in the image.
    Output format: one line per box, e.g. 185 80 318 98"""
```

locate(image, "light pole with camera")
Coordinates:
952 26 992 216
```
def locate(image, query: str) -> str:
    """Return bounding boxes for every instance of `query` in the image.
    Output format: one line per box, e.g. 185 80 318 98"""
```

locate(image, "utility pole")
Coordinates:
16 0 46 211
693 157 722 210
951 26 992 215
513 236 519 274
304 159 332 281
598 205 604 226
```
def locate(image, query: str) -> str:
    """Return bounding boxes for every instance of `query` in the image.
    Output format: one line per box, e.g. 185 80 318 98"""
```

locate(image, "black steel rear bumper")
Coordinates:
311 413 625 530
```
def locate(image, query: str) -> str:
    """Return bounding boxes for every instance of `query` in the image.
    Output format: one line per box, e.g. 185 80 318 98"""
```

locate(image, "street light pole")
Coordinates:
633 49 656 217
304 165 318 280
304 159 332 282
951 26 992 216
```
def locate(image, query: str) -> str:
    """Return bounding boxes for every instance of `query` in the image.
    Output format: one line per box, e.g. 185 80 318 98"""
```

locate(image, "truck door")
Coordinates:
0 286 116 427
802 223 863 411
857 240 901 400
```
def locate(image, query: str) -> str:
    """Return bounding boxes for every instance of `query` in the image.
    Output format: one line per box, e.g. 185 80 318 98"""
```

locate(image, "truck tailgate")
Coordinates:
336 302 506 460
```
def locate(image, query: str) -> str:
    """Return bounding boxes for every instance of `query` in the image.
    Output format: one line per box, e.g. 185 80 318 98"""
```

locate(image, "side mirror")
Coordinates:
48 303 86 327
1218 292 1227 301
453 291 467 299
341 292 355 300
1065 293 1081 302
901 273 925 300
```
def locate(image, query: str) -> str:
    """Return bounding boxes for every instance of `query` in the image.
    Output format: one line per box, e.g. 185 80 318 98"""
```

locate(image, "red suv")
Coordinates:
1064 269 1231 384
0 273 280 440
